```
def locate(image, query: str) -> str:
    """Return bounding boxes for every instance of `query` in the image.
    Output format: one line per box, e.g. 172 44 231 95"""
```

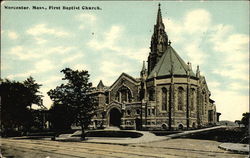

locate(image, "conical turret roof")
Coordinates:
97 80 105 89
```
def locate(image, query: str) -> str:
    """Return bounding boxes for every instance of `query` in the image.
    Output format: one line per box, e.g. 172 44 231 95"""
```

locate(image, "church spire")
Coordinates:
147 4 169 74
156 3 163 25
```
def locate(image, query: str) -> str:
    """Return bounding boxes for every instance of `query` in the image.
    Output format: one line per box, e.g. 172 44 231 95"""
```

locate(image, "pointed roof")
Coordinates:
148 46 196 79
141 61 146 71
97 80 105 89
156 3 163 25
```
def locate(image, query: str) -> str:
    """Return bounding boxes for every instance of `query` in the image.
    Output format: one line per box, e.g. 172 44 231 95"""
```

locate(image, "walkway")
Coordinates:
57 126 227 144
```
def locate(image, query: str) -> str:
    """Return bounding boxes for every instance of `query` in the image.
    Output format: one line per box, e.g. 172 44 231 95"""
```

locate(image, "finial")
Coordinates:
158 3 161 7
141 61 146 71
187 62 192 71
196 65 200 78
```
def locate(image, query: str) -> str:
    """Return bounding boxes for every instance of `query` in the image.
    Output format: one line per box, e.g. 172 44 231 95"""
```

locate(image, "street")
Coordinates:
1 138 247 158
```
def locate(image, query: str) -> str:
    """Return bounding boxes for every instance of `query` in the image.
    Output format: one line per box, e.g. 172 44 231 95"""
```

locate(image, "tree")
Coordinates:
49 103 75 130
235 120 242 127
241 112 249 128
0 78 43 135
24 76 43 108
47 68 96 139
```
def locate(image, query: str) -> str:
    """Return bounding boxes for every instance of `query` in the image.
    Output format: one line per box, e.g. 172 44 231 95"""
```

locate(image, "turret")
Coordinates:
140 61 147 80
196 65 200 78
97 80 105 90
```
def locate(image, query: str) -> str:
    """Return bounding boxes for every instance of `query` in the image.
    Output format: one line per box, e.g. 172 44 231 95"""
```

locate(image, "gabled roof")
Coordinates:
109 73 139 91
148 46 196 79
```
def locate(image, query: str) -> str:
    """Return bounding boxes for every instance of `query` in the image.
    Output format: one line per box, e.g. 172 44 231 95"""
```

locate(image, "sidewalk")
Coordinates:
167 126 227 138
57 126 227 144
219 143 249 154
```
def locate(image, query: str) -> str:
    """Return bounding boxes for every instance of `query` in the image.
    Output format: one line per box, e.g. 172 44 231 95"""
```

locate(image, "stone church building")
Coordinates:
91 5 220 130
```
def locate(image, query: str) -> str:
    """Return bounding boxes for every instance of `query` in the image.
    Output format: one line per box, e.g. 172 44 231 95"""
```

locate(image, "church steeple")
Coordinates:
148 4 169 74
156 3 163 26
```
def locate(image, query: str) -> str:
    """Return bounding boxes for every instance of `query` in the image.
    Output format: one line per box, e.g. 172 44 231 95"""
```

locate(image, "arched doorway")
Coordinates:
109 108 122 127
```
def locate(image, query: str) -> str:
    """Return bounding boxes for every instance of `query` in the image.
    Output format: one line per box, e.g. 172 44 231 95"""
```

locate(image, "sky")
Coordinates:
1 1 249 121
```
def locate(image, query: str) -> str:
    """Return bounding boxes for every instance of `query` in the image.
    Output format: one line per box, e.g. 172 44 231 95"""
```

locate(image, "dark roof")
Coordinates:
148 46 196 79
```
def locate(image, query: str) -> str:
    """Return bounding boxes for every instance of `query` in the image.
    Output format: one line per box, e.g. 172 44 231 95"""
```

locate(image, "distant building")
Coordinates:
91 4 220 130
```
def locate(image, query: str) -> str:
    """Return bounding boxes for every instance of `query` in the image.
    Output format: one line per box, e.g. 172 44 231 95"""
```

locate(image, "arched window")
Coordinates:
162 88 167 111
116 86 132 103
190 89 195 111
178 87 184 111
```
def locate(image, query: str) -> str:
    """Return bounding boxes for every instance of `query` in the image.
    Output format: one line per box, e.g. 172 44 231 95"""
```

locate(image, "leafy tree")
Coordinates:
241 112 249 128
47 68 96 139
24 76 43 108
49 103 75 130
0 78 43 135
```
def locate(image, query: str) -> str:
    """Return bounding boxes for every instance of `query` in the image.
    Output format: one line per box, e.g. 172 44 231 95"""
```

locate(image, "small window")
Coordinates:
136 109 140 115
148 109 151 116
149 88 155 101
152 109 155 115
127 110 131 116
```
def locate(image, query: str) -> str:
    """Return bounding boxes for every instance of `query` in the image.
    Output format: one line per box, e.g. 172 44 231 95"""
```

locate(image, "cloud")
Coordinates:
207 81 221 89
209 24 249 81
184 43 207 66
163 9 211 67
184 9 211 34
164 9 211 43
76 13 97 30
7 59 56 79
8 31 18 39
213 69 248 81
95 60 134 86
27 24 69 37
72 64 89 71
9 46 41 60
34 37 47 44
8 45 76 60
88 25 123 51
34 59 56 72
77 13 97 22
61 52 84 64
211 89 249 121
7 70 36 79
88 25 148 62
41 76 62 85
229 82 249 91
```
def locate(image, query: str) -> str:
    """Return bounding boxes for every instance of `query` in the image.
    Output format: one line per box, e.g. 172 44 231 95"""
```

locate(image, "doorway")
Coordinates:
109 108 122 127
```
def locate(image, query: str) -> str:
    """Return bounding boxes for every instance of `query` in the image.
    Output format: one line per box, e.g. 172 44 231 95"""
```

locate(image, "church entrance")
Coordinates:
109 108 122 127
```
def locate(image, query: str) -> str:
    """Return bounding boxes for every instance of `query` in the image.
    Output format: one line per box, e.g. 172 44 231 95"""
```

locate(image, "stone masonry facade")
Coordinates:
90 4 220 130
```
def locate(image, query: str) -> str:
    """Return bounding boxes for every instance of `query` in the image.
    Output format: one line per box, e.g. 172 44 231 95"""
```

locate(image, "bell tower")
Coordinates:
148 4 169 74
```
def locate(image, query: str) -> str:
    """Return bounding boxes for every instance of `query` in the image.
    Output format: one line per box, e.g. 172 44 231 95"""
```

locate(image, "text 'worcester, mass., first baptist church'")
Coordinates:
90 4 220 130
